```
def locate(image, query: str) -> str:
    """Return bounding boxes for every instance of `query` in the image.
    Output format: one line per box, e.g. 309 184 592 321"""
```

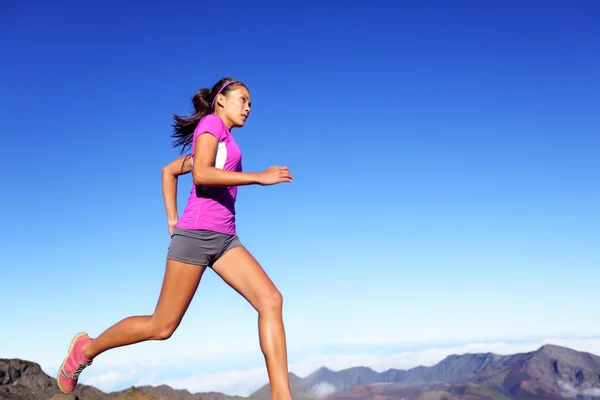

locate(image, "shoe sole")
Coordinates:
57 332 88 393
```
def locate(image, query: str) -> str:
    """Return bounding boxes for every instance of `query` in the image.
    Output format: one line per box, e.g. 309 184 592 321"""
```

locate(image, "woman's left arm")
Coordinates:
162 155 193 235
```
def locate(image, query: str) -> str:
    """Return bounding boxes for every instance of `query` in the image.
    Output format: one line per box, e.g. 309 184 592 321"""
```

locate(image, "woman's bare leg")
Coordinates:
212 246 292 400
81 259 207 359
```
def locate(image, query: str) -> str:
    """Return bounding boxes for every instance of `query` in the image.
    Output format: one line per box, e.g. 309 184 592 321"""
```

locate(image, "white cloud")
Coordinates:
162 367 269 396
310 382 336 398
557 380 600 398
85 371 122 386
134 371 159 388
84 368 138 391
77 336 600 397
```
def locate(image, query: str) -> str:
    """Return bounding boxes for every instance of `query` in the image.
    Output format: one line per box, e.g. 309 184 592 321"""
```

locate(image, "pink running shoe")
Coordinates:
57 332 93 393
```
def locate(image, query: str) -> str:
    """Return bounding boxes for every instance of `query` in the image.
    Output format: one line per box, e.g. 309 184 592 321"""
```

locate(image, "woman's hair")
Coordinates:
171 76 247 154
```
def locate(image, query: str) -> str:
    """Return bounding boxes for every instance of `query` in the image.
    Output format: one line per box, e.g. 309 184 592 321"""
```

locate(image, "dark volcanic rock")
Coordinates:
0 358 250 400
1 358 110 400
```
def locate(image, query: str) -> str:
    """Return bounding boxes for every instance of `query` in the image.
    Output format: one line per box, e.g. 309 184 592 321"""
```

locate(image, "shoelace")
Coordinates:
71 361 90 379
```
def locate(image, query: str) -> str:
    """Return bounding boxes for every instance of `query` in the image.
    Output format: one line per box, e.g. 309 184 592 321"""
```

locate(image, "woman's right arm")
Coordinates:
193 133 293 186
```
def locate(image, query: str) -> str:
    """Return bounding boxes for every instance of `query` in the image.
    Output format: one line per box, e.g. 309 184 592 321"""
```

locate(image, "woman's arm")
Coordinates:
193 133 293 186
162 155 192 235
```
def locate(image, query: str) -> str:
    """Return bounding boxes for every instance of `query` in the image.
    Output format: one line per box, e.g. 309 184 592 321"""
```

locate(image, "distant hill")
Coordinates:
251 344 600 400
3 344 600 399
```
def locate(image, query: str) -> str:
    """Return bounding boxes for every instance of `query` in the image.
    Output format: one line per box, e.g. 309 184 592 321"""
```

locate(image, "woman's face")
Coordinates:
220 86 251 128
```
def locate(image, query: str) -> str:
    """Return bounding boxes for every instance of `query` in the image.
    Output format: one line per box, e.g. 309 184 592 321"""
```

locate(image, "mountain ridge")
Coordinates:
3 343 600 399
249 343 600 400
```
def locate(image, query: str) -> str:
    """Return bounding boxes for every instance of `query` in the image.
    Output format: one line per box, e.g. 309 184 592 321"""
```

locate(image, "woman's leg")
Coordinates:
212 246 292 400
57 259 206 393
83 259 207 358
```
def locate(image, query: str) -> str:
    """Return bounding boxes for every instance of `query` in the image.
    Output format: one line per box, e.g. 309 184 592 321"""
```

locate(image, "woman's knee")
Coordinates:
147 317 179 340
257 288 283 314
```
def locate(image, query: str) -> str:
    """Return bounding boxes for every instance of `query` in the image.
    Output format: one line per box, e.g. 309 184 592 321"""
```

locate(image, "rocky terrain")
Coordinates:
3 344 600 399
0 358 244 400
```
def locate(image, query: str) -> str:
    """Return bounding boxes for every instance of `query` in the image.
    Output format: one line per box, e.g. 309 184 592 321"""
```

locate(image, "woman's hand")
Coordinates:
258 166 293 186
162 155 192 236
168 218 178 236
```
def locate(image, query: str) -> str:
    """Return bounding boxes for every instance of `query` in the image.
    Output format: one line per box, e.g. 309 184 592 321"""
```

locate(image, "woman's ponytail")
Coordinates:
171 88 211 153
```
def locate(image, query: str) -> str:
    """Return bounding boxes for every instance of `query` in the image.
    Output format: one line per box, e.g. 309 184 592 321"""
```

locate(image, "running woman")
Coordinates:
57 77 295 400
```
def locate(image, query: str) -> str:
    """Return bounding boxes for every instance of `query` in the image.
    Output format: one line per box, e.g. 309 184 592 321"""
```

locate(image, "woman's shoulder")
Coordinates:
199 113 226 127
195 114 228 140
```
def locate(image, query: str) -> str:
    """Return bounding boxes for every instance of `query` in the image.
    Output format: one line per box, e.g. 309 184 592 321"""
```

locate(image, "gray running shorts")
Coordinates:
167 227 243 267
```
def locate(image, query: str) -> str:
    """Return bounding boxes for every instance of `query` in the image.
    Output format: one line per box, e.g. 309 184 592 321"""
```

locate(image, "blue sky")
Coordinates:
1 0 599 395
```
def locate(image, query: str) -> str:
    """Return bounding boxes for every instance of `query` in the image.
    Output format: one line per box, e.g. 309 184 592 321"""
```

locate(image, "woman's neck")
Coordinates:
214 111 233 130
